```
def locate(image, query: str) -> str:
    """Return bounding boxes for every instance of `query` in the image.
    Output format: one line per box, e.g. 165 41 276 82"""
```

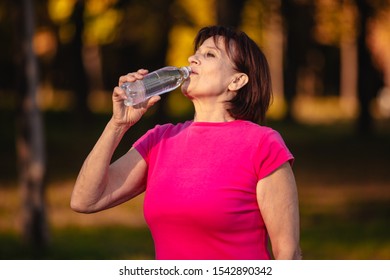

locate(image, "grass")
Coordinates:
0 178 155 260
1 110 390 259
0 226 155 260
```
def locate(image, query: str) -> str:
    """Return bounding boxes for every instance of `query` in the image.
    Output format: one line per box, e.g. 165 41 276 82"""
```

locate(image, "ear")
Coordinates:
228 73 249 92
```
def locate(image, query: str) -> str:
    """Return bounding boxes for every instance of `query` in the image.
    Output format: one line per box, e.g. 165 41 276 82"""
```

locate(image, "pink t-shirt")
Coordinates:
133 120 294 260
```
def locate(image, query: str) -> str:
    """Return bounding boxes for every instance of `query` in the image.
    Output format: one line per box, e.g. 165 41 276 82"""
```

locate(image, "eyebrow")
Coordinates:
196 45 221 54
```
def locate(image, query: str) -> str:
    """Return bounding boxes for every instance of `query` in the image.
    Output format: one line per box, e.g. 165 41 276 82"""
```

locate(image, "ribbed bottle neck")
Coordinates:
179 66 192 79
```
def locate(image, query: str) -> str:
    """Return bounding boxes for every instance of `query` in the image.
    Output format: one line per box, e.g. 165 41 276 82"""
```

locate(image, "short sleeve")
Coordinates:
133 124 167 163
255 129 294 180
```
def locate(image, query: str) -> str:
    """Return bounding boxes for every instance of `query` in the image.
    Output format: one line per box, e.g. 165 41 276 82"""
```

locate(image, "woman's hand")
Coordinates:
111 69 161 129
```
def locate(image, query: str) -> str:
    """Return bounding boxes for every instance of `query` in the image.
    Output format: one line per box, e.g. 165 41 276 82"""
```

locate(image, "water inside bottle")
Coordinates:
123 80 146 106
143 69 183 99
122 66 190 106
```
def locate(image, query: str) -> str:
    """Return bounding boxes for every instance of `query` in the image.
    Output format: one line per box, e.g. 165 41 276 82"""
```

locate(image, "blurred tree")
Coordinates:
311 0 387 131
281 0 315 122
240 0 286 120
138 0 176 124
355 0 385 135
14 0 49 248
44 0 175 116
339 1 358 114
164 0 216 119
48 0 91 115
96 0 175 123
216 0 246 27
70 0 89 116
0 1 16 91
314 0 358 111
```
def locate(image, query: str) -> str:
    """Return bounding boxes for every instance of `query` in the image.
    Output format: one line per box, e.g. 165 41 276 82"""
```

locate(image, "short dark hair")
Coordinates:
194 26 272 124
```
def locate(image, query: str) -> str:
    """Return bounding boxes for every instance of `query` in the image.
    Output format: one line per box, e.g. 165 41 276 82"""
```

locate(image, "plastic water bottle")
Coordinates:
121 66 192 106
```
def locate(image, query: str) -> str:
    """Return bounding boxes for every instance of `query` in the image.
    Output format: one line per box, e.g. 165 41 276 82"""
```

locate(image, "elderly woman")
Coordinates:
71 26 301 260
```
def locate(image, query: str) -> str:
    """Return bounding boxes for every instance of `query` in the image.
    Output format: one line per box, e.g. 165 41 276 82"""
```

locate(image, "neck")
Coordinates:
192 100 235 122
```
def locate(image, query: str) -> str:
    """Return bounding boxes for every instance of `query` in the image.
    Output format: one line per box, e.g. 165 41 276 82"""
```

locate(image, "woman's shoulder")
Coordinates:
236 121 288 148
145 120 192 137
238 120 279 135
151 120 192 131
134 121 192 150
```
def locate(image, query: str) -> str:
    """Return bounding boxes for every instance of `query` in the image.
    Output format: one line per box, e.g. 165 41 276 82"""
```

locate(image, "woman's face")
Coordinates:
182 36 238 101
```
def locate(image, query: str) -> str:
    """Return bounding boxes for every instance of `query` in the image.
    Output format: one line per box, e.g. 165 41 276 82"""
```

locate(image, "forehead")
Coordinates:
199 36 234 56
197 37 224 53
199 37 238 69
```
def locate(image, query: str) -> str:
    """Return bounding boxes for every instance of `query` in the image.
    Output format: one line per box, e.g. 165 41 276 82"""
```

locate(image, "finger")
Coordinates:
119 69 149 85
133 95 161 109
112 86 127 102
137 69 149 75
119 74 136 85
146 95 161 108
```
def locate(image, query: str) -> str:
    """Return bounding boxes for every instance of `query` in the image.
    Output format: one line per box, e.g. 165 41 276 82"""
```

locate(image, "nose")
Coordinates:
188 53 200 65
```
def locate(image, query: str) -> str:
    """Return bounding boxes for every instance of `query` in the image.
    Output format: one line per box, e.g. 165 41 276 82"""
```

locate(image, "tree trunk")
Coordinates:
71 0 90 117
15 0 48 248
339 31 358 114
148 0 175 124
355 0 383 136
216 0 246 27
281 0 315 122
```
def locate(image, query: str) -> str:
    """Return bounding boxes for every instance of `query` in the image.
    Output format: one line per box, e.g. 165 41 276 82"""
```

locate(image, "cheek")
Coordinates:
181 75 218 96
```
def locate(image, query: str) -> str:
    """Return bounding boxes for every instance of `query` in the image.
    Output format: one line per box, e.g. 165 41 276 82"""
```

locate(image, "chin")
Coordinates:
181 90 192 100
181 83 191 97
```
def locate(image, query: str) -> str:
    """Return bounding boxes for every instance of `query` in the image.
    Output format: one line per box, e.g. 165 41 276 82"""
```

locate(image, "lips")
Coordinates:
190 68 198 75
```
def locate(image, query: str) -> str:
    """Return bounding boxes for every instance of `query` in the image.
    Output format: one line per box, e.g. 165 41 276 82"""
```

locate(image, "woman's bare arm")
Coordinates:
70 69 160 213
256 162 301 259
70 121 147 213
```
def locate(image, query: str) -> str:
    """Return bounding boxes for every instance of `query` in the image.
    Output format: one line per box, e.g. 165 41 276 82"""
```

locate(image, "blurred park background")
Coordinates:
1 0 390 260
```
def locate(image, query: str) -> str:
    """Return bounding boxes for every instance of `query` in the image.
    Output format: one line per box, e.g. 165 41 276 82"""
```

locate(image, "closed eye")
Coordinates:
206 51 216 58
